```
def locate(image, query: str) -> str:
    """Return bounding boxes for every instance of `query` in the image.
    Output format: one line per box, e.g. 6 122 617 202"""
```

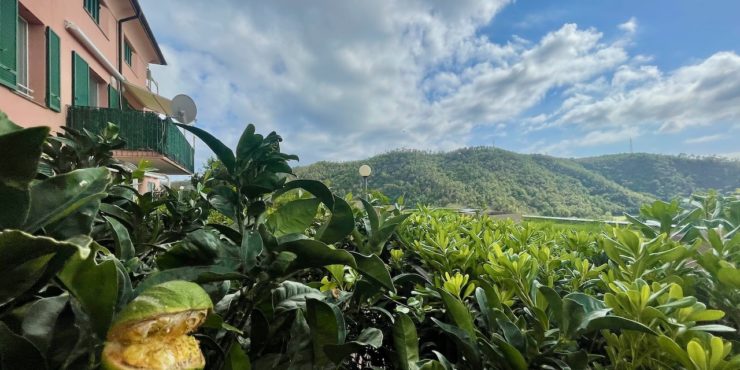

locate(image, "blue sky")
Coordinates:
141 0 740 168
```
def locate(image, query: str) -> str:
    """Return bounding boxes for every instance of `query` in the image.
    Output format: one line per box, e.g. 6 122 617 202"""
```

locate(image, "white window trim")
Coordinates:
89 75 99 107
16 16 32 96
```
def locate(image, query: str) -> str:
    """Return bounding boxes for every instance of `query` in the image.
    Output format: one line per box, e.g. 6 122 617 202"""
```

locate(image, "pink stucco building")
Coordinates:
0 0 193 192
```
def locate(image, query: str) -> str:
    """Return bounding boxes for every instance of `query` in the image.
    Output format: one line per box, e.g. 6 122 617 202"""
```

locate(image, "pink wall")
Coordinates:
0 0 163 132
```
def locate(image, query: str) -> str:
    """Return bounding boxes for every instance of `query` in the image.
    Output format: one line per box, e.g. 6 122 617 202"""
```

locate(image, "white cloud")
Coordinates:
618 17 638 33
139 1 740 166
684 134 724 144
547 52 740 133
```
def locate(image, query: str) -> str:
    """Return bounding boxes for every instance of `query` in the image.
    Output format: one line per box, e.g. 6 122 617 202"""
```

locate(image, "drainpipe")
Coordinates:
117 1 140 108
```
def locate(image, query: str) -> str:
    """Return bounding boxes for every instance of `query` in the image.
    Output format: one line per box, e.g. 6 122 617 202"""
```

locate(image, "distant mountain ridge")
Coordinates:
294 148 740 217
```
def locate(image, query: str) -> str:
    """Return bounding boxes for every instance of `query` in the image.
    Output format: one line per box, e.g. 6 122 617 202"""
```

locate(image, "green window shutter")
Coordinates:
108 84 119 108
84 0 99 23
124 41 132 66
0 0 18 89
72 51 89 106
46 27 61 111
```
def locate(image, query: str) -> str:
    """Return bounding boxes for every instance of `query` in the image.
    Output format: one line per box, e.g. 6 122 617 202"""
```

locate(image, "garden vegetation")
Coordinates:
0 111 738 369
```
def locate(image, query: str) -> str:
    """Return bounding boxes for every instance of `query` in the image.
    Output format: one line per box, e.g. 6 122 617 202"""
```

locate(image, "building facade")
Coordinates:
0 0 193 192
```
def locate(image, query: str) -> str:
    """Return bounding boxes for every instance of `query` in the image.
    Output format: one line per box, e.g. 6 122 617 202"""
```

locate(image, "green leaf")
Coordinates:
134 266 244 294
241 230 263 271
104 216 135 261
44 199 101 239
585 316 657 335
430 318 481 368
0 183 31 230
286 309 313 368
317 196 355 244
157 229 222 269
497 318 525 353
0 124 48 185
224 344 251 370
306 298 346 367
687 340 707 370
272 281 324 314
21 295 69 353
393 313 420 370
0 321 48 370
57 240 118 339
657 335 692 368
718 268 740 288
267 198 320 237
657 296 697 310
539 285 563 325
324 327 383 364
360 198 380 235
0 124 49 229
687 310 725 322
23 168 111 233
280 239 356 272
0 231 77 305
437 289 476 339
490 335 528 370
690 324 737 333
177 123 236 173
350 252 396 293
277 179 335 208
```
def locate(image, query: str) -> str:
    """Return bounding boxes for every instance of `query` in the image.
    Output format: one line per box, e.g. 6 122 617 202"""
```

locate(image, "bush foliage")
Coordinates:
0 111 738 369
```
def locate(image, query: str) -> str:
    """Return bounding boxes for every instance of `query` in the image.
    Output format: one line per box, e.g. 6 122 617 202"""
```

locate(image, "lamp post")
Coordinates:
358 164 372 199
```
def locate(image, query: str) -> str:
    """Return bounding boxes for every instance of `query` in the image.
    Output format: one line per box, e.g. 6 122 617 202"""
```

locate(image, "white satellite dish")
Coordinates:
171 94 197 125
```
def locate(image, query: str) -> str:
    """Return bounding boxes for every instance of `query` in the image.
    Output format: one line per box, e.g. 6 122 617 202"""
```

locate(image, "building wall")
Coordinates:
0 0 162 132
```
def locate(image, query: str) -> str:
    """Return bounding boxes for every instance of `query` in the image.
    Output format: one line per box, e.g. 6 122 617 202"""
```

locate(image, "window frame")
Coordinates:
16 15 30 96
83 0 100 24
124 39 133 66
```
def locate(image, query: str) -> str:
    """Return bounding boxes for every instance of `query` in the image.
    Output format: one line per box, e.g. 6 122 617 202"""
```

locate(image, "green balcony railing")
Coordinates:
66 106 194 173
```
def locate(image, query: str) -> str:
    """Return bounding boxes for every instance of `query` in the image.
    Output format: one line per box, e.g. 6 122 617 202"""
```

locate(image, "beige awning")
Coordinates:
122 81 173 116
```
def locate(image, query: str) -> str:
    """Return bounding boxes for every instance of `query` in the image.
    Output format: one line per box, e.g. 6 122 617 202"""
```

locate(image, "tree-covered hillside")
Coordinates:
578 153 740 200
295 148 740 217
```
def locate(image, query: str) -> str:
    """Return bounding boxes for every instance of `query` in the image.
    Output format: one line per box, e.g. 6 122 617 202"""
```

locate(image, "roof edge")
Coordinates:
130 0 167 65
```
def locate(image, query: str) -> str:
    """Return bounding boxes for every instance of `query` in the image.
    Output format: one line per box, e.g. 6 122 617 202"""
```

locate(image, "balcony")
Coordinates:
66 106 194 174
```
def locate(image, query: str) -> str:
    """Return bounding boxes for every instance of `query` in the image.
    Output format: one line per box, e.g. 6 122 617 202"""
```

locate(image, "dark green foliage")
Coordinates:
1 109 738 370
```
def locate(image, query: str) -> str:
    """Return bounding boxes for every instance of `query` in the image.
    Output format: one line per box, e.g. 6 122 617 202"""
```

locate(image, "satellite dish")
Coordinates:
171 94 197 124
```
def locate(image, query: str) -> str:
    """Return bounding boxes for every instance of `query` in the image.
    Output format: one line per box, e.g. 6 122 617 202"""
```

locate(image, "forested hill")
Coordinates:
294 148 740 217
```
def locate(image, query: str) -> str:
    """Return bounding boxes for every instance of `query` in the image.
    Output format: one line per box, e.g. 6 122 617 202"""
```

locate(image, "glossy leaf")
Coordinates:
23 168 111 233
268 198 320 237
57 240 118 339
306 298 345 367
0 322 48 370
272 281 324 314
438 289 476 339
0 231 77 305
350 252 396 292
225 344 251 370
134 265 244 294
177 123 236 173
280 239 356 272
21 295 69 353
393 313 419 370
104 215 134 261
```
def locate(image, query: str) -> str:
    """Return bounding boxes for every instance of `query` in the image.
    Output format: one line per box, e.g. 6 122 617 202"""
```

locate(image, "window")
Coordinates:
16 16 30 95
46 28 61 111
84 0 99 23
124 40 133 66
0 0 18 89
147 182 155 193
88 75 98 106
